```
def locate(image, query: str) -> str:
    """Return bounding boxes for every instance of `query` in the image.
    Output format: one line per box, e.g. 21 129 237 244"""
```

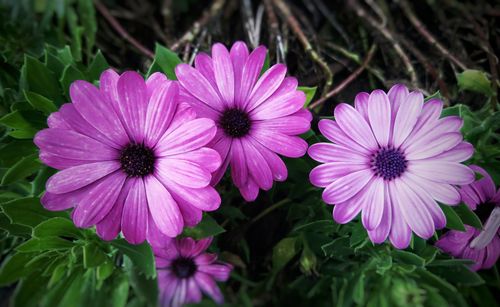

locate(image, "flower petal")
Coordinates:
310 163 368 187
212 43 235 106
116 71 148 142
361 178 385 230
318 120 370 154
354 92 369 121
392 91 423 147
144 81 178 147
252 115 310 135
334 103 378 150
251 130 307 158
322 169 374 204
237 46 267 108
156 158 211 188
246 64 287 110
230 139 248 188
121 178 148 244
408 160 475 185
307 143 369 164
432 142 474 162
194 272 224 304
368 90 391 147
243 139 273 190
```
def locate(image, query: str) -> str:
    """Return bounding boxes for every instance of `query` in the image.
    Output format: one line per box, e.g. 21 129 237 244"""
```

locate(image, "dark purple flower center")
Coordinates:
219 108 251 138
119 143 155 177
372 147 407 181
171 257 197 279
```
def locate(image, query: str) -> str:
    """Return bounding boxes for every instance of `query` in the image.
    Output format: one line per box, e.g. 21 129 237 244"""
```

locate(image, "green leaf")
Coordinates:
352 274 365 304
147 44 182 80
272 237 299 271
128 266 158 306
48 262 67 288
23 54 60 100
392 250 425 267
298 86 317 107
430 264 484 286
33 217 83 239
78 0 97 58
457 69 494 96
440 204 466 231
111 239 156 278
0 252 37 285
24 91 58 115
454 203 482 229
0 110 37 133
0 140 36 166
111 274 130 307
183 214 225 239
1 153 41 185
0 197 67 227
60 64 86 98
86 50 109 81
97 261 114 281
83 243 108 268
16 237 74 252
321 237 352 258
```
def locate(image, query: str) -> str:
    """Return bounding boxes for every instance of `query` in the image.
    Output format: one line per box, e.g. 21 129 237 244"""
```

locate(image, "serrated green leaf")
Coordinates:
147 44 182 80
24 90 58 114
83 243 108 268
454 203 482 229
1 153 41 185
298 86 317 107
60 64 86 98
457 69 494 96
0 110 36 131
272 237 299 271
16 236 74 252
183 214 225 239
0 197 67 228
86 50 109 81
0 252 37 285
440 204 466 231
23 54 60 100
111 239 156 278
33 217 83 238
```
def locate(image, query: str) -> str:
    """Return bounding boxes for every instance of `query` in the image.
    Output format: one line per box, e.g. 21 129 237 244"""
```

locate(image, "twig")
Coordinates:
169 0 226 51
161 0 173 44
309 45 377 110
399 0 468 71
94 0 154 58
263 0 285 63
348 0 418 87
272 0 333 96
312 0 351 46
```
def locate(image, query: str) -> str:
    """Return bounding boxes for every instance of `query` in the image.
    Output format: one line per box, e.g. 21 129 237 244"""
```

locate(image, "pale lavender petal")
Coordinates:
144 81 178 147
334 103 378 150
145 176 183 237
387 84 409 117
73 171 126 228
317 120 370 155
307 143 369 164
171 279 188 307
46 161 120 194
408 160 475 185
310 163 368 187
388 181 412 249
354 92 369 121
361 178 385 230
405 132 462 160
367 90 391 147
212 43 235 106
432 142 474 162
392 91 423 147
367 185 392 244
121 178 148 244
186 278 202 304
470 165 497 200
393 179 435 239
198 263 232 281
405 172 461 205
156 118 217 156
322 169 374 204
332 180 373 223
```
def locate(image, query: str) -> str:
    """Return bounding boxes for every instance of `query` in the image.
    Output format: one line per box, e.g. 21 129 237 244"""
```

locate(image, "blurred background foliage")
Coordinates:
0 0 499 306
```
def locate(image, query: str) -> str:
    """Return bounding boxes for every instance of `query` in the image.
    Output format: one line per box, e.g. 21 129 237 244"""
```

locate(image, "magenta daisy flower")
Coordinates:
154 237 232 306
308 84 475 249
35 70 222 245
436 165 500 271
175 41 312 201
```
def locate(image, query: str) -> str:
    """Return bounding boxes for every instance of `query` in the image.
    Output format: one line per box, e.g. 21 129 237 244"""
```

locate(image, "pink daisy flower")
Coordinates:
175 41 312 201
308 84 475 249
34 70 222 245
154 237 232 307
436 165 500 271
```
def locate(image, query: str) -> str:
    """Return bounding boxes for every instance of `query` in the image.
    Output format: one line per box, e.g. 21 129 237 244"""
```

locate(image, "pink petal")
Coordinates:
212 43 235 106
39 152 89 170
146 212 173 248
194 53 218 90
96 178 132 240
317 120 370 154
47 111 69 129
167 148 221 173
145 176 183 237
175 63 224 111
144 81 178 147
248 137 288 182
194 272 224 304
186 278 202 304
209 135 232 185
156 158 211 188
176 237 196 257
156 118 217 156
192 238 213 256
252 115 310 135
46 161 120 194
99 69 120 105
470 165 497 200
251 90 306 120
70 80 128 146
243 139 273 190
230 139 248 187
230 41 249 102
246 64 287 110
251 130 307 158
145 72 168 98
248 76 297 112
198 263 232 281
354 92 369 121
237 46 267 108
72 171 126 228
116 71 148 143
121 178 148 244
239 177 259 201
